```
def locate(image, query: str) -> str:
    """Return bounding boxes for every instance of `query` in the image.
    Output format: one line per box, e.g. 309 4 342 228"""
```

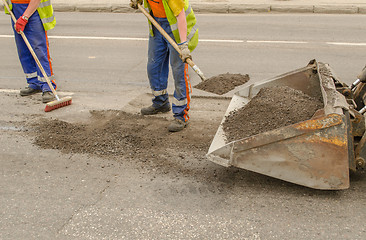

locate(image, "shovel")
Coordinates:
137 3 206 81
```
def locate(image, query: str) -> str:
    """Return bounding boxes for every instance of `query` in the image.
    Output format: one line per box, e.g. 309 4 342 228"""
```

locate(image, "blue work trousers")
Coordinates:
11 3 56 92
147 16 191 122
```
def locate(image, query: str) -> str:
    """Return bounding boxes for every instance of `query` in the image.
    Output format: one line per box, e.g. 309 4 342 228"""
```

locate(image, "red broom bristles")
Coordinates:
44 97 72 112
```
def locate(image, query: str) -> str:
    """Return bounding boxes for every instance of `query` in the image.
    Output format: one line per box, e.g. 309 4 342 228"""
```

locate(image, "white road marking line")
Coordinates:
0 89 19 93
200 39 244 43
247 40 308 44
48 35 245 43
0 34 148 41
0 126 23 131
326 42 366 46
0 34 244 43
50 36 148 41
0 89 75 95
1 34 366 46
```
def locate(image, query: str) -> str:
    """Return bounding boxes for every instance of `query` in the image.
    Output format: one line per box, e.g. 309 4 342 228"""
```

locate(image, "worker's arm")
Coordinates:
176 9 187 43
23 0 42 18
175 8 191 62
168 0 187 42
15 0 41 33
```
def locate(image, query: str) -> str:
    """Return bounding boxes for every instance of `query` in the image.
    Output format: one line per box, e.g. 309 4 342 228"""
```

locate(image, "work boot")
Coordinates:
141 103 171 115
20 86 41 96
168 118 189 132
42 91 56 103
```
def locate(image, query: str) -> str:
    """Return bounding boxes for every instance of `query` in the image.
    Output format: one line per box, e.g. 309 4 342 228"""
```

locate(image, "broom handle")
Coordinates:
2 0 60 100
137 4 206 81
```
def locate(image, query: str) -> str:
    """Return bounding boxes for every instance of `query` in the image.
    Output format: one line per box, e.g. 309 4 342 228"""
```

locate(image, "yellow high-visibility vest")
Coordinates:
5 0 56 31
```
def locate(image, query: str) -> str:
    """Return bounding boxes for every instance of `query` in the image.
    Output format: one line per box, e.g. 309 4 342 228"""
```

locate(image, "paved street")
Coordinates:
1 13 366 92
1 12 366 239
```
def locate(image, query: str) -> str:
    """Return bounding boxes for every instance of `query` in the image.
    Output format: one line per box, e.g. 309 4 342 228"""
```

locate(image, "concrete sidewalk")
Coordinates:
1 0 366 14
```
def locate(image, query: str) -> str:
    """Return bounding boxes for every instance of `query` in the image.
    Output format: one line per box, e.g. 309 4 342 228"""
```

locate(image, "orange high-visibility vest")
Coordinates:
11 0 31 3
147 0 167 18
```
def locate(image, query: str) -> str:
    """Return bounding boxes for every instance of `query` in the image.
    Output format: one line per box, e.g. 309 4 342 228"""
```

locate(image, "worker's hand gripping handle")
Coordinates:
137 3 207 81
130 0 142 9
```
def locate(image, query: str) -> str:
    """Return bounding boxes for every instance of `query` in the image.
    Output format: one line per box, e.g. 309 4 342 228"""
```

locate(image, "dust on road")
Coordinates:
31 110 219 177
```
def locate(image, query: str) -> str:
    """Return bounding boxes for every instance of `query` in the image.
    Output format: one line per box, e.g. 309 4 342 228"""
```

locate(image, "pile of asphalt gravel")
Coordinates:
222 86 323 143
194 73 250 95
32 110 213 161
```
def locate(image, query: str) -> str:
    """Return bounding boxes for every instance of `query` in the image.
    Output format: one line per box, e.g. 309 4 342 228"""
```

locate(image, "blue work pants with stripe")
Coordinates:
11 3 56 92
147 16 191 122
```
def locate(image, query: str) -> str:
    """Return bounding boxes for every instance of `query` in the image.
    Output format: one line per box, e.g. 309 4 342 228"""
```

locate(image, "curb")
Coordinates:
1 3 366 14
361 7 366 14
57 4 366 14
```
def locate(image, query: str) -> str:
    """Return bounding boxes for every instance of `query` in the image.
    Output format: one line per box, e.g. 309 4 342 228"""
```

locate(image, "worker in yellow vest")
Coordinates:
4 0 57 103
130 0 199 132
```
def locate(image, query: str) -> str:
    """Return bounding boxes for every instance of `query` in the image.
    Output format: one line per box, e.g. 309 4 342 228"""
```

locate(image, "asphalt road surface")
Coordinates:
1 13 366 92
0 12 366 240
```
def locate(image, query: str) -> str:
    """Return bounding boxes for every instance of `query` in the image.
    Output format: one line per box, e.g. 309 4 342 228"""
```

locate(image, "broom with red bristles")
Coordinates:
3 0 72 112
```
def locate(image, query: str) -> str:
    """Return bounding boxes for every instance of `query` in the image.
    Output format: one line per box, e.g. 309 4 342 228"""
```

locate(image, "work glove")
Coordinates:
178 41 191 63
15 15 28 33
130 0 143 9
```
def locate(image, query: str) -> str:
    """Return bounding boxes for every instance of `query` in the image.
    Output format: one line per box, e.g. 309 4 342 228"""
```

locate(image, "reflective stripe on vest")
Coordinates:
39 0 51 8
4 0 56 31
37 0 56 31
144 0 198 52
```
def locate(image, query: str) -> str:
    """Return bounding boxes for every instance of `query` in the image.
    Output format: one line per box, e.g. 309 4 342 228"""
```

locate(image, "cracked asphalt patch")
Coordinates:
1 92 366 239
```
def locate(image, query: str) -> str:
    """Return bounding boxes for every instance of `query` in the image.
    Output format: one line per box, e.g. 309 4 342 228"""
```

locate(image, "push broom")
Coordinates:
2 0 72 112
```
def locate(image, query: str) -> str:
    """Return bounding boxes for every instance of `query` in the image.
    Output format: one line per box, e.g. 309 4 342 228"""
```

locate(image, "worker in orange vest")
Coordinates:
130 0 199 132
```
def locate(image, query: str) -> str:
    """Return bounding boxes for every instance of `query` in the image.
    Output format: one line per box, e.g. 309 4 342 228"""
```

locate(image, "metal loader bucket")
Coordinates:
207 60 352 190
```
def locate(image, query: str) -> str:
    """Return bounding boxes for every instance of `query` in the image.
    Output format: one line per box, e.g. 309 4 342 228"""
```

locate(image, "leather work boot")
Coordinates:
42 91 56 103
141 103 171 115
20 86 41 96
168 118 189 132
